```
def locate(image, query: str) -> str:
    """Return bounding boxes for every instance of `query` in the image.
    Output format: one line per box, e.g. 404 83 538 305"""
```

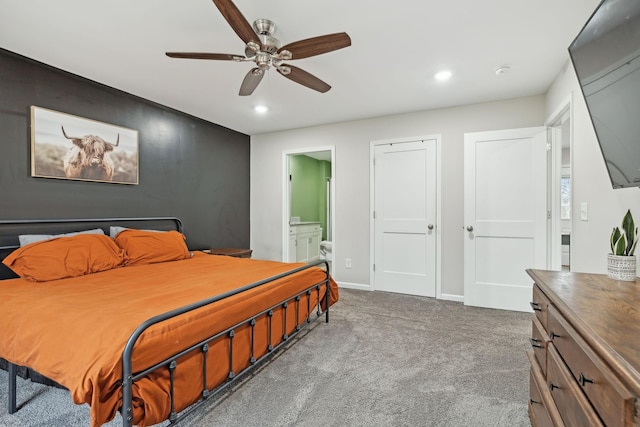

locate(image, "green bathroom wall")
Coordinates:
290 154 331 240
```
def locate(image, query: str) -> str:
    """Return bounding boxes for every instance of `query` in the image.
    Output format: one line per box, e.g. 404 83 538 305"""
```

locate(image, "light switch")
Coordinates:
580 202 588 221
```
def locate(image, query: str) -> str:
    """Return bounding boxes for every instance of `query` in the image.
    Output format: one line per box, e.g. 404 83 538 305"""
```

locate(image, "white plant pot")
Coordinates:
607 254 637 281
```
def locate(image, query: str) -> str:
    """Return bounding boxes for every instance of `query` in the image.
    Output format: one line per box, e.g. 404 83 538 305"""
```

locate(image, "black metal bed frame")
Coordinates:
0 217 332 426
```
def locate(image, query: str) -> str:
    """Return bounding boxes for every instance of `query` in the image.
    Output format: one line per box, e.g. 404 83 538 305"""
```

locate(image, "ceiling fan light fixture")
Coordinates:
256 53 271 70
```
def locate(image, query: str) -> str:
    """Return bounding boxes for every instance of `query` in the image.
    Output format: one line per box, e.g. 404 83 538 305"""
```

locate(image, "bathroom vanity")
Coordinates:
288 222 322 263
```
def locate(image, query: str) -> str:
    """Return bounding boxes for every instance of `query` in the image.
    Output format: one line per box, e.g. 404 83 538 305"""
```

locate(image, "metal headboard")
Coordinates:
0 217 183 280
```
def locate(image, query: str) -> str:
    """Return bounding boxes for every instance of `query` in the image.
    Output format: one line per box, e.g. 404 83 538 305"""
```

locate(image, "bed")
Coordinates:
0 217 338 427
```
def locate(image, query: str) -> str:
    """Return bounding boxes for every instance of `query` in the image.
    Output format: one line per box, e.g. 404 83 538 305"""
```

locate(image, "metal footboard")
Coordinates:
120 259 331 426
5 259 331 424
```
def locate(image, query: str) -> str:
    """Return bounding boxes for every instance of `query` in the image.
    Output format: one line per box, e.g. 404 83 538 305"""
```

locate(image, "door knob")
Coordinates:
466 226 474 232
428 224 434 230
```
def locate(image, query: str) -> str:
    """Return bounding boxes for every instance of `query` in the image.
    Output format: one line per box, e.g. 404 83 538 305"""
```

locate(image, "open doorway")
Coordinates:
282 147 335 269
547 97 572 271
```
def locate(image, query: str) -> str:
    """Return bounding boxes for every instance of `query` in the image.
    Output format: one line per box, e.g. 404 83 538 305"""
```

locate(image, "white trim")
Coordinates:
544 94 573 271
282 146 336 265
337 281 371 291
439 293 464 303
369 134 442 298
544 94 572 128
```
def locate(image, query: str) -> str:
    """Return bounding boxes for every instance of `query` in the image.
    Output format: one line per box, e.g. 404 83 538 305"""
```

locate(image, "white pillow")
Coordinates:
109 226 128 238
109 226 162 238
19 228 105 247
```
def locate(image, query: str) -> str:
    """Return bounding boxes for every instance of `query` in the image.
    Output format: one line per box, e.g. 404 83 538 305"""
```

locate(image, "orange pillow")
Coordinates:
114 229 191 266
2 234 125 282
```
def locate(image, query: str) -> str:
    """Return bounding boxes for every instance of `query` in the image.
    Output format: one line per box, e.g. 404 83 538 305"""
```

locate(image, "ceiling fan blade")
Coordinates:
278 64 331 93
239 68 265 96
212 0 259 45
166 52 245 61
278 33 351 60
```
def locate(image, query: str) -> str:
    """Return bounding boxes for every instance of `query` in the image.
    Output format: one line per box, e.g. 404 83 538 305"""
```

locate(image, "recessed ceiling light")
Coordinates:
254 105 268 114
434 70 452 81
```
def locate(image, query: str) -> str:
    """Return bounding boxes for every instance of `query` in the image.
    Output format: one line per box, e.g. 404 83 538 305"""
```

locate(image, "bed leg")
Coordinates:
7 362 17 414
324 286 330 323
324 265 331 323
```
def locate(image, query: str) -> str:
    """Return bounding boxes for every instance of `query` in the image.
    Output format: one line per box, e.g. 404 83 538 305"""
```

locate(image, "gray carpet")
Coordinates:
0 288 532 427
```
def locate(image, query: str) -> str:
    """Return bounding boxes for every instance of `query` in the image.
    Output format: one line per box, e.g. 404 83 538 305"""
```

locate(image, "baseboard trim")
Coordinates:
336 281 371 291
337 282 463 301
439 293 464 303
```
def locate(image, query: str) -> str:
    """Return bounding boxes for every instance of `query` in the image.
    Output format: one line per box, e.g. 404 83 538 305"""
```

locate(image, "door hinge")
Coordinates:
547 210 552 220
373 264 375 272
373 210 376 219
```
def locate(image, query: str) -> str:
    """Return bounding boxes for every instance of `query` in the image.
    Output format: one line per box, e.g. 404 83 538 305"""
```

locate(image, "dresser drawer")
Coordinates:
548 306 635 426
529 372 554 427
530 315 549 376
529 370 556 427
527 350 564 427
547 344 603 426
531 284 550 330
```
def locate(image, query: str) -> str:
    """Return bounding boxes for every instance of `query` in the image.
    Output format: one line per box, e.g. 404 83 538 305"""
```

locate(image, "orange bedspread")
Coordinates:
0 252 338 426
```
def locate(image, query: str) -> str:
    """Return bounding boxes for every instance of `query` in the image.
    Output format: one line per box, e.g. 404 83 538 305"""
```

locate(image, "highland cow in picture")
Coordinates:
61 126 119 181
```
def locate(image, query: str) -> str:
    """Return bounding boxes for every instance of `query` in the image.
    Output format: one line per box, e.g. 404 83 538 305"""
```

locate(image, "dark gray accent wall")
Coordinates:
0 48 250 250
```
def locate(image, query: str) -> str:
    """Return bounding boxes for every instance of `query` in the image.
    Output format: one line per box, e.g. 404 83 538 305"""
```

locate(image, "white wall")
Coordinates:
546 61 640 275
251 96 545 296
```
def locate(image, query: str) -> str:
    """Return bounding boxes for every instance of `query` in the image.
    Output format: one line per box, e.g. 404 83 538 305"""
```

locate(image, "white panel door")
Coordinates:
464 127 547 312
374 139 437 297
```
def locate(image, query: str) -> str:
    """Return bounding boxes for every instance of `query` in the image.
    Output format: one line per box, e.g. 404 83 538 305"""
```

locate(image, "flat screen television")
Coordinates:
568 0 640 188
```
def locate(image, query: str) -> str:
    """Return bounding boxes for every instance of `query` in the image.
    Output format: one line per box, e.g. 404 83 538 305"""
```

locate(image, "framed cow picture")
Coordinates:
30 106 139 185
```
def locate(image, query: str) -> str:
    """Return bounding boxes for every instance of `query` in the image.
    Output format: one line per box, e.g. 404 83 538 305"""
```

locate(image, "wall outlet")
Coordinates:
345 258 352 269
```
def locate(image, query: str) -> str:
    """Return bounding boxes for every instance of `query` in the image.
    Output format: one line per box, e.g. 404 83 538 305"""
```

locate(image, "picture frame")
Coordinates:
30 106 139 185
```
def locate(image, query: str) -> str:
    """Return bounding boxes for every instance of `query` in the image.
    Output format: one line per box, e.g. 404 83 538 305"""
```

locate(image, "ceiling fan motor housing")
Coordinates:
259 34 280 54
253 19 281 54
253 19 276 36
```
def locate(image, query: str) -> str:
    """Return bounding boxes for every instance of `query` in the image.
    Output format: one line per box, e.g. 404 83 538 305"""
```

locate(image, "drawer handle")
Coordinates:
549 331 560 340
529 398 541 405
549 382 560 391
529 302 542 312
529 337 543 349
579 372 594 386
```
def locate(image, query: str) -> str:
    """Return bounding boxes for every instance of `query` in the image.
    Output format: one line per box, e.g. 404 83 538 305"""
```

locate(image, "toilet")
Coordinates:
320 240 332 261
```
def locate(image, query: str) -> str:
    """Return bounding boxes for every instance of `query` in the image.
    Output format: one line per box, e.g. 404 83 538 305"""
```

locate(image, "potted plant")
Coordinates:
608 209 638 281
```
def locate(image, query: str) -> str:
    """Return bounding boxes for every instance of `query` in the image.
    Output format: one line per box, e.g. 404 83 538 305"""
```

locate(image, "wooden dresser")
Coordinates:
526 269 640 426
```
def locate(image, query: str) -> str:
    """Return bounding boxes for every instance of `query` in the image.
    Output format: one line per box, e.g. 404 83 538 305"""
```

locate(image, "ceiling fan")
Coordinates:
166 0 352 96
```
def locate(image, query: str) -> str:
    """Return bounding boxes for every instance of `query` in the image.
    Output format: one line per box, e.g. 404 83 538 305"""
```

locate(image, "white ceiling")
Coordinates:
0 0 600 136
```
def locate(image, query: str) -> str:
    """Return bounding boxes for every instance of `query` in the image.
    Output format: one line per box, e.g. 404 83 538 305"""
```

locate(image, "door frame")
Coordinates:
545 94 573 271
369 134 442 297
282 146 336 264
